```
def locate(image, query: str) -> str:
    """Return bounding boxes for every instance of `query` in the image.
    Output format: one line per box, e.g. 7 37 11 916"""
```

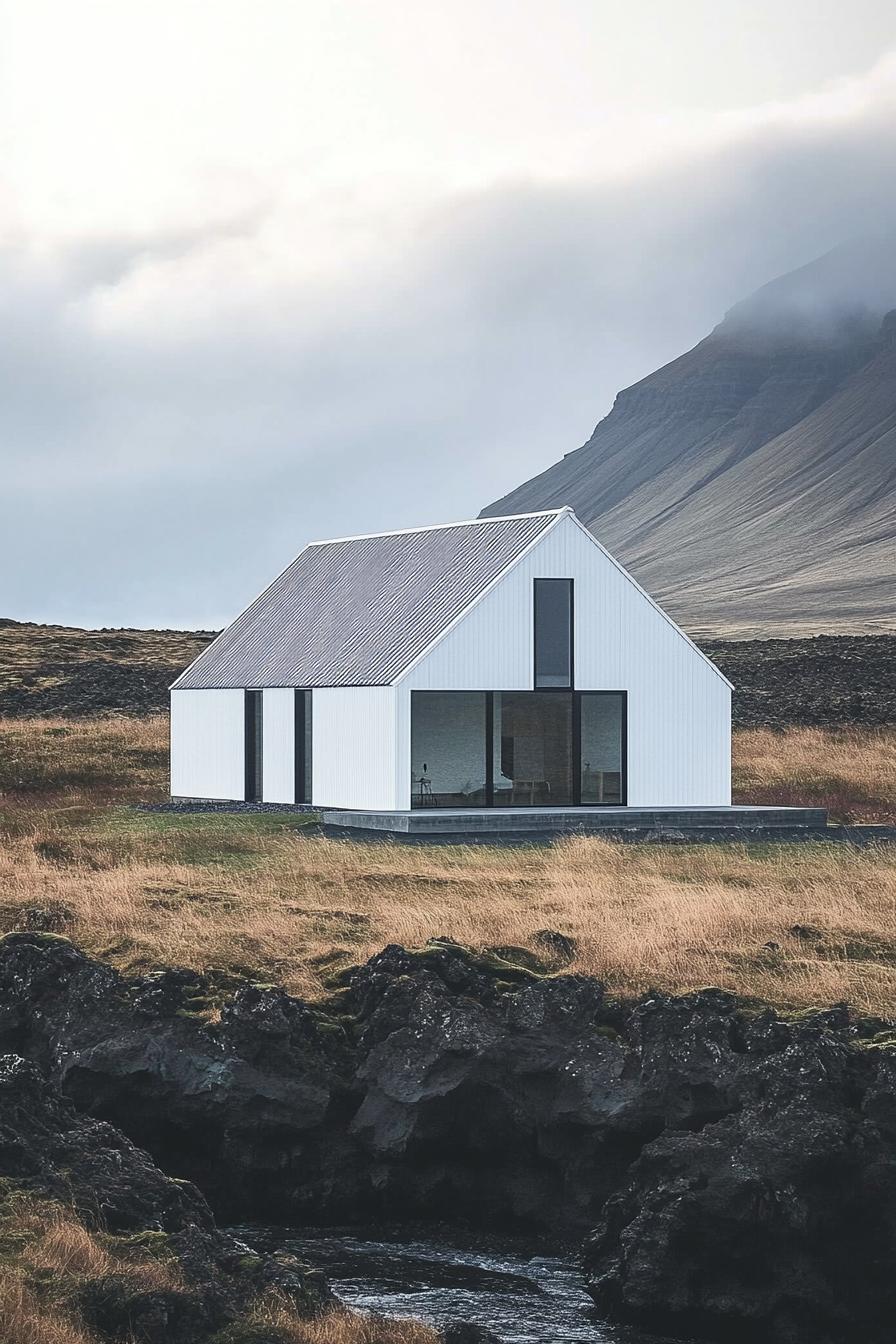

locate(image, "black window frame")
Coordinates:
533 578 574 689
244 689 263 801
578 690 627 807
294 688 312 805
409 687 626 808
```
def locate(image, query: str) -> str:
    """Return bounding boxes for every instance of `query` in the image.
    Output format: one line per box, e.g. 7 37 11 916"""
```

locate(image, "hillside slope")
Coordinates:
0 618 213 716
483 242 896 637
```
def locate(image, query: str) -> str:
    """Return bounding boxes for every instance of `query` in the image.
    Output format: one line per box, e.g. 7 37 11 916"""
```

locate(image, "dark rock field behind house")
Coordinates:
0 618 893 727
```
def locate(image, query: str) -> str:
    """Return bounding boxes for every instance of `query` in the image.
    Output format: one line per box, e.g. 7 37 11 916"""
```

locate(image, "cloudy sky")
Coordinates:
3 0 895 628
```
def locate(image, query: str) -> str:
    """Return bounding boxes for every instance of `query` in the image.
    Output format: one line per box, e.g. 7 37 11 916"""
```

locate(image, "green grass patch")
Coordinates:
89 807 319 866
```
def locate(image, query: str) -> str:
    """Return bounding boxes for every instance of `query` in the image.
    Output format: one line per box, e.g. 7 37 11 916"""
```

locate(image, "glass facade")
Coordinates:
411 690 625 808
580 692 624 804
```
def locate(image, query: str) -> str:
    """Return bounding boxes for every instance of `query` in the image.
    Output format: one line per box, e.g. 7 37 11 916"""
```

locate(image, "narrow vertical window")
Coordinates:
295 689 312 804
534 579 572 688
244 690 263 801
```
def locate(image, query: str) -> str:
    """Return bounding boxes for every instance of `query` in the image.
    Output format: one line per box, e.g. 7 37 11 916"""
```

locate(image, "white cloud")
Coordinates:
2 4 895 625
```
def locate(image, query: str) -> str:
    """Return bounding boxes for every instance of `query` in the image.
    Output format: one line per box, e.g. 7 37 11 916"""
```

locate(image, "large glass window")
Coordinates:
295 689 312 804
580 692 624 804
409 690 625 808
493 691 572 806
534 579 572 688
411 692 487 807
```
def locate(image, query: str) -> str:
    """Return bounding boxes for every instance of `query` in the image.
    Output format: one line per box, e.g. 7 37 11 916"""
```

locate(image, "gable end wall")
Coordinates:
395 513 730 807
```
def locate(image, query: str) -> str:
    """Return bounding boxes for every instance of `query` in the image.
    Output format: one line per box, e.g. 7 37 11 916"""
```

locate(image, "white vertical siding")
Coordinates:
312 687 398 810
398 513 731 806
170 689 245 800
262 688 295 803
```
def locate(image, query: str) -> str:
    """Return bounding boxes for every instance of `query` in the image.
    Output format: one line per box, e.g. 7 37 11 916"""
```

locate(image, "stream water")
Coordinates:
234 1226 696 1344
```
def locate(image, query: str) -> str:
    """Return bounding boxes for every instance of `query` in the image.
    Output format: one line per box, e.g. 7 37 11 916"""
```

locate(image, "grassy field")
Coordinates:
0 716 894 1015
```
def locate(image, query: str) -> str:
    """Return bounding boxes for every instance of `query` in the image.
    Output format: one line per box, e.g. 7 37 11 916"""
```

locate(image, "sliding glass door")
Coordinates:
411 691 626 808
493 692 573 806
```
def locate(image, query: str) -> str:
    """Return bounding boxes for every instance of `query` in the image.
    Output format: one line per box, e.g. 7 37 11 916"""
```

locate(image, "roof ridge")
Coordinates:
307 507 571 548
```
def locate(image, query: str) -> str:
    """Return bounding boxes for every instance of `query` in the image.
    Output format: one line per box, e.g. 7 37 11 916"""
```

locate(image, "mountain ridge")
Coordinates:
483 241 896 638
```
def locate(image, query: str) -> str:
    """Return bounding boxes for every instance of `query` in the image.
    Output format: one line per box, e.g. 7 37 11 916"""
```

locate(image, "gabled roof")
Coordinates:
172 510 560 690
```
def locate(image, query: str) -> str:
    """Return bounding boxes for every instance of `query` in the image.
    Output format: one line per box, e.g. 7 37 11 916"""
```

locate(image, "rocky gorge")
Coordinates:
2 931 895 1342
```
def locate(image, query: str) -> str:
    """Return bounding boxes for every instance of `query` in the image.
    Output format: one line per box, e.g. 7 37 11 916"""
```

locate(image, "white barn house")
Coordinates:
170 508 732 812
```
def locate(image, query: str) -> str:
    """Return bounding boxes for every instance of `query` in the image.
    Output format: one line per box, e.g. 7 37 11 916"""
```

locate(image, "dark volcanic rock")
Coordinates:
2 618 893 726
703 634 896 728
3 931 896 1341
442 1325 502 1344
0 1053 329 1340
0 657 187 717
583 1034 896 1344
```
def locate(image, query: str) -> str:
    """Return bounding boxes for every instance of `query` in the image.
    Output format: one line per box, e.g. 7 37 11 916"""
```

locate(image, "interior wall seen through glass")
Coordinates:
493 691 573 806
411 692 487 807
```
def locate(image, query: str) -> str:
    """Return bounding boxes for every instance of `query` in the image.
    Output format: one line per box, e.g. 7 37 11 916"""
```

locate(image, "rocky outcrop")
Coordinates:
583 1020 896 1344
0 618 213 717
0 1052 329 1342
2 932 896 1342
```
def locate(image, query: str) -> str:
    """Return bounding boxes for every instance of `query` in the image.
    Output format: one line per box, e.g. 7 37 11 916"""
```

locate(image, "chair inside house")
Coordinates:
581 763 622 803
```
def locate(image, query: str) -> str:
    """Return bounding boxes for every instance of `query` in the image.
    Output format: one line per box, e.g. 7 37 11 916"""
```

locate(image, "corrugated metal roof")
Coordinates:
172 511 560 690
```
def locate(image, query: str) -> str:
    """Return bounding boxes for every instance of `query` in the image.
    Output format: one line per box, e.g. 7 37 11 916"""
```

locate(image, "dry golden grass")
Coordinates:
0 1195 182 1344
0 1192 424 1344
23 1209 114 1280
732 725 896 823
3 1195 179 1286
0 1276 98 1344
1 717 895 1015
20 1206 178 1293
0 715 167 810
252 1297 438 1344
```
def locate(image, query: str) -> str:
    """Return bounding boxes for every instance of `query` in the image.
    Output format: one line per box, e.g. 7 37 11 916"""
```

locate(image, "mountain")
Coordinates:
482 240 896 638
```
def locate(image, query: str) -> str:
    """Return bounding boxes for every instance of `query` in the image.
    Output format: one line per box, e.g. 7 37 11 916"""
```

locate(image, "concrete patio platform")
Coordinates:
321 804 828 839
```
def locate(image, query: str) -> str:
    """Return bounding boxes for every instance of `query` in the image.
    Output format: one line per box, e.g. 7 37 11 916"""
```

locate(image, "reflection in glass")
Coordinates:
411 692 487 807
493 691 572 806
580 693 623 804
